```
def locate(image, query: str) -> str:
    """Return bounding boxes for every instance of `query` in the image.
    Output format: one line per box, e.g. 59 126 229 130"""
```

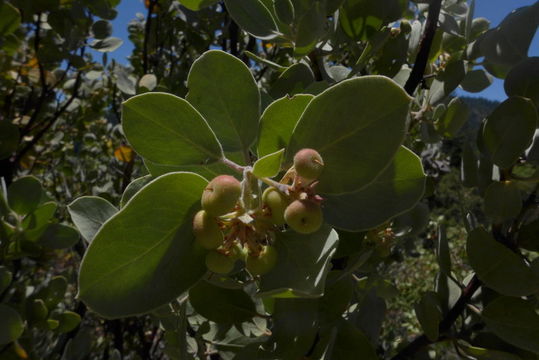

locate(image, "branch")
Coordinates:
403 0 443 96
391 275 482 360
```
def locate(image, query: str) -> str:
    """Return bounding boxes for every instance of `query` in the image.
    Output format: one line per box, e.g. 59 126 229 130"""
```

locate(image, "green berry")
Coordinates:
262 187 289 225
284 199 323 234
293 148 324 181
201 175 242 216
205 251 235 274
246 245 278 276
193 210 223 249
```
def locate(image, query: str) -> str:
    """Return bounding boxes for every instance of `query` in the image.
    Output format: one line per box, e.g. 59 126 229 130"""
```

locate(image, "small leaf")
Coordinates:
415 291 442 341
120 176 152 208
258 225 339 298
436 97 470 138
8 176 44 216
78 172 208 318
0 304 24 346
323 146 425 231
460 69 493 93
91 20 112 39
38 223 79 249
189 280 257 323
68 196 118 243
223 0 278 39
22 201 57 241
436 225 451 275
269 63 315 99
37 276 67 309
0 2 21 36
122 92 223 166
53 311 81 333
484 181 522 222
0 266 13 295
0 121 19 160
429 59 466 104
459 342 522 360
90 37 123 52
258 95 313 157
482 96 537 169
467 228 539 296
461 143 478 187
114 145 134 163
482 296 539 354
252 149 284 178
138 74 157 91
186 50 260 154
287 76 412 195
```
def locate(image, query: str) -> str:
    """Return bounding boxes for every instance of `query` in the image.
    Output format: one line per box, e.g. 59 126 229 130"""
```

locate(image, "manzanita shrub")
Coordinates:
1 0 539 358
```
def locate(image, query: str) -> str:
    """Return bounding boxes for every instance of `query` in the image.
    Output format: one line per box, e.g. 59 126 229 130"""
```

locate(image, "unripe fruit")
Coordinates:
193 210 223 249
262 187 289 225
284 199 323 234
201 175 241 216
293 148 324 181
205 251 235 274
246 245 278 276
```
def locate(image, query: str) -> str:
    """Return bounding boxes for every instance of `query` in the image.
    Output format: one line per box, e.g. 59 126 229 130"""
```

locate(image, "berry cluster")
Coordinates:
192 148 325 277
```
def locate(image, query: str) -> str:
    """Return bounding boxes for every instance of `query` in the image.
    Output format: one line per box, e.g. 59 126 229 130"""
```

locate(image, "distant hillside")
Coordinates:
460 96 500 142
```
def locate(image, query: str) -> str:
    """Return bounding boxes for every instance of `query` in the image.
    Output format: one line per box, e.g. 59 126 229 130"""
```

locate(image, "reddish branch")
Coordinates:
403 0 443 96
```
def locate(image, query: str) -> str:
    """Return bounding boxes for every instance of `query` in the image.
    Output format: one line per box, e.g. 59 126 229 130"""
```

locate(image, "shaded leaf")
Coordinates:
0 304 24 346
224 0 278 39
68 196 118 243
7 176 43 216
252 149 284 178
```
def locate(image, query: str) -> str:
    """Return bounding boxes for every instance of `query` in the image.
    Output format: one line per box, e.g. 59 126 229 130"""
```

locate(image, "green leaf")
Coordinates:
459 342 522 360
252 149 284 178
482 297 539 354
323 146 425 231
120 175 152 208
258 94 313 157
467 228 539 296
0 121 19 160
429 59 466 104
38 223 80 249
339 0 403 41
0 304 24 346
0 266 12 295
480 3 539 67
52 311 81 333
122 92 223 166
268 298 319 359
37 276 67 309
287 76 412 195
186 50 260 154
258 225 339 298
91 20 112 39
178 0 218 10
8 176 44 216
330 319 378 360
269 63 315 99
68 196 118 243
504 57 539 108
415 291 442 341
189 280 257 323
460 69 493 93
144 158 238 179
352 289 386 345
0 2 21 36
436 225 451 276
22 201 57 241
436 97 470 138
484 181 522 222
78 172 209 318
223 0 278 39
319 272 354 324
274 0 295 24
482 96 537 169
461 143 478 187
89 37 123 52
294 1 326 56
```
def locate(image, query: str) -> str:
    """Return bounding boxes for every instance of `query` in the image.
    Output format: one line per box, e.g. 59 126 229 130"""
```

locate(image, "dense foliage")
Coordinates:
1 0 538 359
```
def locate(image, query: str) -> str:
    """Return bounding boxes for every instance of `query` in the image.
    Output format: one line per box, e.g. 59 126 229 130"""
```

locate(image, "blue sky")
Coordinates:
104 0 538 102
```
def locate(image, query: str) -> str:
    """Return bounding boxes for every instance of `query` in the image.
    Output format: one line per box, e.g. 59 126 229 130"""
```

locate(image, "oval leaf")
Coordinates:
484 181 522 222
7 176 44 216
78 172 209 318
287 76 412 195
223 0 278 39
186 50 260 154
122 92 223 166
0 304 24 346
